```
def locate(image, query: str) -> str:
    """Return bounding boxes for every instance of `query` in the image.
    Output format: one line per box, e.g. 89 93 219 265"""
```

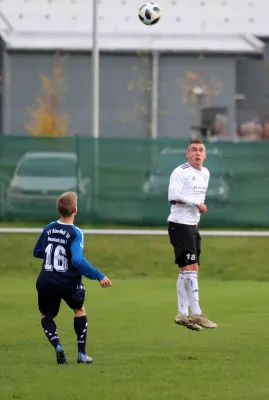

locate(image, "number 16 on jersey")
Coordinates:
44 244 68 273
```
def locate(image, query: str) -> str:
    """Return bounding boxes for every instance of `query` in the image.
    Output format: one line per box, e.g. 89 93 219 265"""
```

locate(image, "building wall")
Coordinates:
4 51 236 138
0 38 4 135
4 51 152 138
236 40 269 124
158 55 236 138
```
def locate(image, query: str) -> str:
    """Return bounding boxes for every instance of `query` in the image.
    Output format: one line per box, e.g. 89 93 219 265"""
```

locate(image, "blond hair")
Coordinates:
56 192 77 217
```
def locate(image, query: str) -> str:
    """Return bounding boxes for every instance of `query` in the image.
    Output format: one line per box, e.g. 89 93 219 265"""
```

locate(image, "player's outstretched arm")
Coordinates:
71 230 112 287
99 276 112 288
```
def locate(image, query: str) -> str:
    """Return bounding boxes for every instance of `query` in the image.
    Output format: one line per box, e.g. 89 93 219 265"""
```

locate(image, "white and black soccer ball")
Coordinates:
138 2 161 26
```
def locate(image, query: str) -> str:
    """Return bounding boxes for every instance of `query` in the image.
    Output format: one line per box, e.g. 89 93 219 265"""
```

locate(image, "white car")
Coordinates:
6 152 91 217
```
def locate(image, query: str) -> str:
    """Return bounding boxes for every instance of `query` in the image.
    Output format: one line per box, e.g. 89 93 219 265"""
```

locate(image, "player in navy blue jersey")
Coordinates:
33 191 112 365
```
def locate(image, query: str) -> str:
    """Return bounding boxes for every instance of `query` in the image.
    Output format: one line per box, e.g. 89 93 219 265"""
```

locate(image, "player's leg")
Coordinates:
180 231 202 317
183 230 217 329
168 222 201 331
74 306 93 364
177 272 189 317
38 290 68 364
63 284 93 364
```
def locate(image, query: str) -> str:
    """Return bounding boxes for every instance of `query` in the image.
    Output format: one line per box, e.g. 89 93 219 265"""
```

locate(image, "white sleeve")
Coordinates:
168 169 199 207
205 169 210 199
168 169 184 201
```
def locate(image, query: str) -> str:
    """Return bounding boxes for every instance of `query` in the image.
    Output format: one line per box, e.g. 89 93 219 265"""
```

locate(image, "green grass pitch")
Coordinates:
1 233 269 400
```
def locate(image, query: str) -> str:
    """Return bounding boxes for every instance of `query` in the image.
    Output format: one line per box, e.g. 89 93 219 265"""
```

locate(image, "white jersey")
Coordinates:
168 162 210 225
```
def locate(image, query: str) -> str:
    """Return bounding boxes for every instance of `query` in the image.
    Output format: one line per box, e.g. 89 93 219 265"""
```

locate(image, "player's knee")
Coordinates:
181 263 199 272
74 305 86 317
40 312 58 320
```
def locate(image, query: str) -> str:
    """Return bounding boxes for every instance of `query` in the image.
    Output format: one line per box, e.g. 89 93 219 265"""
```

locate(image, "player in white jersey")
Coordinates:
167 140 217 331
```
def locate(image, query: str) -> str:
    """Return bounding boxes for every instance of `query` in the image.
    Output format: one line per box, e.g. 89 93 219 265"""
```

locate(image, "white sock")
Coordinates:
183 271 202 315
177 273 189 316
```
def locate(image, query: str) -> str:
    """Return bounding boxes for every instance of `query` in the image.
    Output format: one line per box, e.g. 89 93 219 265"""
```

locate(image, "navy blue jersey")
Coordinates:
34 221 104 289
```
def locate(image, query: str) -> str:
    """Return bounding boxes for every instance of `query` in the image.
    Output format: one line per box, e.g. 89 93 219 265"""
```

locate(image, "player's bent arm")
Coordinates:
168 169 198 207
33 231 45 259
33 250 43 259
33 223 55 259
70 236 105 281
169 185 199 207
169 195 199 207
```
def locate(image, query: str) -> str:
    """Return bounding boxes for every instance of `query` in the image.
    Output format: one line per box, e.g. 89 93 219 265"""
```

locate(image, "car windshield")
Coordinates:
17 157 77 177
155 154 186 175
154 153 224 176
204 156 223 175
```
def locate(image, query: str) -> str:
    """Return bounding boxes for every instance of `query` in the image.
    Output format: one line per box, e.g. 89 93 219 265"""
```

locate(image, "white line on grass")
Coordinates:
0 228 268 236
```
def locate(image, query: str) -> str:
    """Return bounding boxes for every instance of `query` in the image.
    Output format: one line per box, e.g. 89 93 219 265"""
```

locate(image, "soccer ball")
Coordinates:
138 2 161 26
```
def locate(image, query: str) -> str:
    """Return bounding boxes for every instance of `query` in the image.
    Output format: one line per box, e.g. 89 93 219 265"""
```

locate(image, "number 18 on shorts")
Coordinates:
168 222 201 267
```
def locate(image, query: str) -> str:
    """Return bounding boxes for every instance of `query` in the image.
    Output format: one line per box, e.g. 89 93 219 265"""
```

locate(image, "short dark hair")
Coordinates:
187 139 205 150
188 139 204 146
56 192 77 217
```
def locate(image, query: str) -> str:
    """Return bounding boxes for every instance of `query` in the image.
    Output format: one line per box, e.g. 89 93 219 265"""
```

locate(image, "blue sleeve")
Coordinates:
33 230 45 259
71 229 105 282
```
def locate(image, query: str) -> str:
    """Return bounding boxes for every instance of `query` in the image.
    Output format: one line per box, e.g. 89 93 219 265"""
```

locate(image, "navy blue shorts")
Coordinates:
37 282 85 318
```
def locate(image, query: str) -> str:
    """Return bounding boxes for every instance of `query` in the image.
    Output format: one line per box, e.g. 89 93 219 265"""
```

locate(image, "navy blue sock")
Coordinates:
41 317 61 349
74 316 88 354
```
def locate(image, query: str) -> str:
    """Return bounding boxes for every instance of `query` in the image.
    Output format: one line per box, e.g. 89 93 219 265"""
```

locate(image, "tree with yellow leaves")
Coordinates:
179 70 223 109
25 54 70 137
